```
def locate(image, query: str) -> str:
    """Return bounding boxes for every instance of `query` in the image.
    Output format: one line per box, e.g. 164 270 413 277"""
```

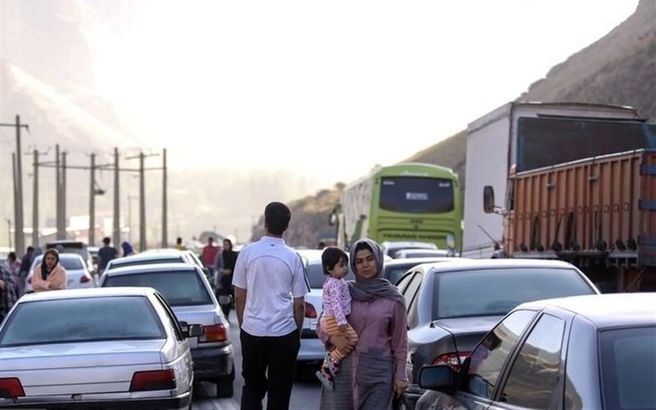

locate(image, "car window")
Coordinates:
401 272 423 314
304 260 355 289
385 265 412 285
0 296 165 346
154 293 185 341
433 268 594 319
395 271 415 293
500 314 565 408
103 270 212 306
59 257 85 270
600 326 656 410
466 310 536 400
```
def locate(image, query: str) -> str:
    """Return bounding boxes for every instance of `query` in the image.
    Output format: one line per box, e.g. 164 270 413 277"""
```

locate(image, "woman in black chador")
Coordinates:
215 237 239 319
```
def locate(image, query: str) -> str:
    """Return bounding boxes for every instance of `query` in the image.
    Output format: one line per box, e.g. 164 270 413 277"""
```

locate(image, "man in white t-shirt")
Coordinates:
233 201 309 410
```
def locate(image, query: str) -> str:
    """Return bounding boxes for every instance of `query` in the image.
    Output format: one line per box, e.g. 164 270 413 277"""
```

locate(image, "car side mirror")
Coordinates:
418 365 458 393
483 186 495 213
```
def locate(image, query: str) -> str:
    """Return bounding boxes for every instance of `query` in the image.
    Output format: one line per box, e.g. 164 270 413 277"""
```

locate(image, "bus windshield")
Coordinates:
379 176 454 213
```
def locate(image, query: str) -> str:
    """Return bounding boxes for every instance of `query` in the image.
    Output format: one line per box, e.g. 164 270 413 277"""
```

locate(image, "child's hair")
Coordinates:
321 246 348 276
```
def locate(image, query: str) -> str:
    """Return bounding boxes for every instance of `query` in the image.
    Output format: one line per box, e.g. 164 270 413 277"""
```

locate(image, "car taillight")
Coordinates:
129 369 176 391
0 378 25 399
305 302 317 318
200 323 227 342
433 351 470 371
80 275 91 283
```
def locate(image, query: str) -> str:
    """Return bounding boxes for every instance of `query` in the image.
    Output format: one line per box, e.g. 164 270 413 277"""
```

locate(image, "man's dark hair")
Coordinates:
176 237 182 244
102 237 111 245
27 246 34 253
264 202 291 236
321 246 348 276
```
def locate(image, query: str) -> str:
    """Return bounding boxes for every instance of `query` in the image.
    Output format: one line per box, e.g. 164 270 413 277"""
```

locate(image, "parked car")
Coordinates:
383 257 458 285
25 253 95 293
295 249 355 367
381 241 438 259
393 249 453 259
395 258 600 410
416 292 656 410
0 287 200 409
98 263 234 397
45 240 95 275
103 249 206 277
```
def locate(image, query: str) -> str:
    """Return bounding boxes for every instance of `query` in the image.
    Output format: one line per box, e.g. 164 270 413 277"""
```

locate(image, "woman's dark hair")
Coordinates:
265 202 291 236
354 241 373 253
41 249 60 276
322 246 348 276
8 251 17 261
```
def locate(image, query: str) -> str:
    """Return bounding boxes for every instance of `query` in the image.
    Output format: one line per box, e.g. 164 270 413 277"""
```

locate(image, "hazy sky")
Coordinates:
77 0 638 187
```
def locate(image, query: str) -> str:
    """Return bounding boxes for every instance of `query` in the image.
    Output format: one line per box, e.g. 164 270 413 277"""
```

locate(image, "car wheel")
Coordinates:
216 379 234 398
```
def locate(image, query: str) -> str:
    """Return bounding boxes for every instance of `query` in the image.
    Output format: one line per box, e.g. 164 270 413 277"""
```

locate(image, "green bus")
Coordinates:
332 163 462 252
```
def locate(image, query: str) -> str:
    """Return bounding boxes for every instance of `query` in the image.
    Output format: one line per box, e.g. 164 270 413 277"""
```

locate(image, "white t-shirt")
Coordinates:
232 236 309 337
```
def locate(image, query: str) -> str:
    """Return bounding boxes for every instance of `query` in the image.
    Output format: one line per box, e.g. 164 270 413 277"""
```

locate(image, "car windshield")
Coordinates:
433 268 595 319
103 270 212 306
600 326 656 410
109 257 183 269
0 296 165 347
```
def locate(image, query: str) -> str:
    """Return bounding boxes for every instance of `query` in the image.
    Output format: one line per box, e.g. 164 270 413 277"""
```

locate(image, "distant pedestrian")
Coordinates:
174 237 187 251
19 246 35 278
32 249 67 292
0 265 18 322
97 237 118 272
232 202 309 410
121 241 135 257
317 240 327 250
201 237 220 277
215 236 239 319
314 246 358 391
4 252 23 297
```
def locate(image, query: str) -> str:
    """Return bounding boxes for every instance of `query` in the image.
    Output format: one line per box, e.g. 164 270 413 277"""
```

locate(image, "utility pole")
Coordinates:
32 149 39 247
12 153 19 252
55 144 62 239
61 151 67 239
113 148 120 248
89 153 96 246
139 152 146 251
1 115 29 255
161 148 168 248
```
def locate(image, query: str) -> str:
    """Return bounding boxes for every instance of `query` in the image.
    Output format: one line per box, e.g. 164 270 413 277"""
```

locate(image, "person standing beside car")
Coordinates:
215 236 239 319
0 265 18 322
32 249 67 292
97 237 117 272
232 202 309 410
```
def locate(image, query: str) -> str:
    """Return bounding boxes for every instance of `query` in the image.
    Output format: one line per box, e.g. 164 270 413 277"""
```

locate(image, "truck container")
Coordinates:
489 149 656 292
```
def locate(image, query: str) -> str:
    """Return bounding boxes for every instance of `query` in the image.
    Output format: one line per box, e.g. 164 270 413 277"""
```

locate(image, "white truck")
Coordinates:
462 101 645 259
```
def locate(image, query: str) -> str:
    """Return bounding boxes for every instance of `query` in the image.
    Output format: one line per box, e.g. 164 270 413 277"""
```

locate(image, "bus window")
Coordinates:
380 177 454 213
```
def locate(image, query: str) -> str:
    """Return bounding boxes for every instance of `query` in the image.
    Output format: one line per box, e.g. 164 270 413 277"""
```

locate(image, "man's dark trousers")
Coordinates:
240 329 300 410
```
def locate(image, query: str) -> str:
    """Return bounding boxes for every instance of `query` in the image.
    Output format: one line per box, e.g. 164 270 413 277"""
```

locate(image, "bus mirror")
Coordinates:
483 186 495 213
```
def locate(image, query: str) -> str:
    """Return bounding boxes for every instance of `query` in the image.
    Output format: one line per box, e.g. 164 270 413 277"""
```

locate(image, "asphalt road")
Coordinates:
192 315 323 409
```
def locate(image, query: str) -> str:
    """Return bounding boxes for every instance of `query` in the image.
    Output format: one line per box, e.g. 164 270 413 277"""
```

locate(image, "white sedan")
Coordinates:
0 287 200 409
25 253 95 293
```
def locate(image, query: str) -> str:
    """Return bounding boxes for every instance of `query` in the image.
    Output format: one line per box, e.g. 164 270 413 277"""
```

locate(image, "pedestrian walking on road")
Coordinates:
174 237 187 251
232 202 309 410
4 252 23 296
202 237 220 279
215 236 239 320
121 241 135 257
32 249 67 292
315 246 358 391
317 238 408 409
97 237 118 272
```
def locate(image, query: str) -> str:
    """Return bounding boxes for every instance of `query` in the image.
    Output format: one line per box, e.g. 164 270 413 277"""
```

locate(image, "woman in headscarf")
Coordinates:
121 241 134 257
317 238 408 409
215 236 239 319
32 249 67 292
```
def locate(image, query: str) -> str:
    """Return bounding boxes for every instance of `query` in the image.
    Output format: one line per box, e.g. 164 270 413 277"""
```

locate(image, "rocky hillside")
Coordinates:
278 0 656 246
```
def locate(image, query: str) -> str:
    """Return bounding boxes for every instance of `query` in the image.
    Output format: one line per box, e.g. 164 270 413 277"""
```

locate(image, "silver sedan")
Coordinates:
0 287 201 409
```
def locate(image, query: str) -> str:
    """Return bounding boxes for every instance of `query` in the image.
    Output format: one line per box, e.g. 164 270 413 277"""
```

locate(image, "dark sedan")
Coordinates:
395 259 600 410
416 292 656 410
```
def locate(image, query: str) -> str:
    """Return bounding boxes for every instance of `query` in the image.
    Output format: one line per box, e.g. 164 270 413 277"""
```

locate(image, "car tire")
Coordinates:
216 366 235 398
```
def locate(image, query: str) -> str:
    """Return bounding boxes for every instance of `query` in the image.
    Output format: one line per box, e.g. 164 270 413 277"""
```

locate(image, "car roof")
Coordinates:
33 253 84 260
382 241 437 250
421 258 580 272
295 249 325 261
104 263 200 276
518 293 656 329
140 248 187 254
18 287 157 302
110 252 186 263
